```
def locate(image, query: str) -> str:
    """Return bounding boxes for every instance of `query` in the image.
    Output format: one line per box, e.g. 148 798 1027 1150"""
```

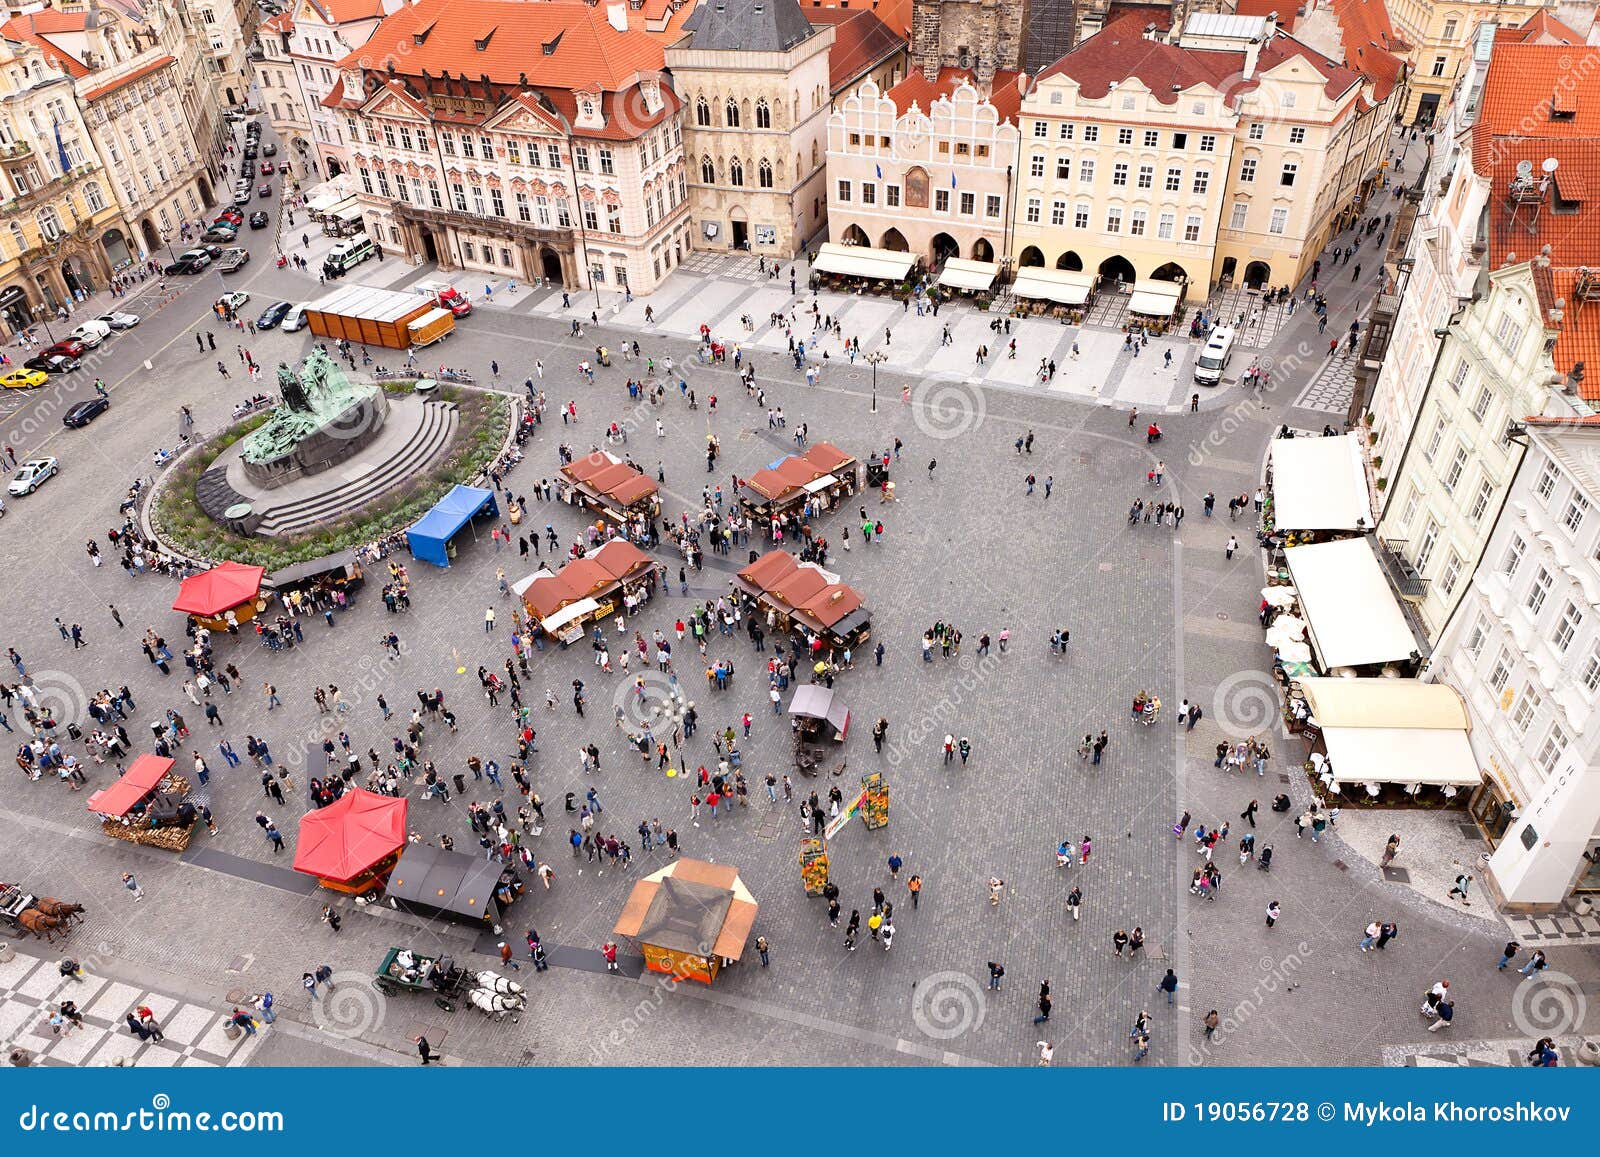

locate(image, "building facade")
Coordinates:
666 0 834 256
0 29 123 329
1383 0 1557 122
287 0 396 181
330 0 690 292
191 0 250 108
825 70 1020 266
249 11 310 177
1433 420 1600 905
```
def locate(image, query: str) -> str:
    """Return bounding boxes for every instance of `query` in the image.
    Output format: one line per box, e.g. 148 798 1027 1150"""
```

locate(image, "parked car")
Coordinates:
97 311 140 330
62 396 109 427
256 300 293 329
258 183 273 198
166 248 212 274
280 303 309 332
7 457 58 495
0 368 47 389
249 211 270 229
24 354 79 374
201 225 239 244
71 319 112 347
216 291 251 313
262 142 278 157
41 340 85 359
218 247 250 273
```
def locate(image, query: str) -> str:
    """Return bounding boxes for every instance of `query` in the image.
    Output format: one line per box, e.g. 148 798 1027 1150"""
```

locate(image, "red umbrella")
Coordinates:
293 790 408 883
171 561 265 617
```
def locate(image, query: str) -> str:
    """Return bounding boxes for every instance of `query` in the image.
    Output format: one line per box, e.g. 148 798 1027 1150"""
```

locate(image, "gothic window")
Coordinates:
758 159 773 188
755 99 771 128
701 155 715 184
696 97 710 127
725 99 740 128
729 157 744 186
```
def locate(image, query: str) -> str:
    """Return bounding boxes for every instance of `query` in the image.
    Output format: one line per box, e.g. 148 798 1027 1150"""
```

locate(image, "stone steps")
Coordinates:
254 400 458 536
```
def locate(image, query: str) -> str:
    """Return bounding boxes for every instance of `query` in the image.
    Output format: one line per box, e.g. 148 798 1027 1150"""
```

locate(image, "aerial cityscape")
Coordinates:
0 0 1596 1076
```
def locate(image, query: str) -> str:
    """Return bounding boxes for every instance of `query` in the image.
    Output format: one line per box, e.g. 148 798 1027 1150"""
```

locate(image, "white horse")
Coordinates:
473 971 525 996
467 987 527 1017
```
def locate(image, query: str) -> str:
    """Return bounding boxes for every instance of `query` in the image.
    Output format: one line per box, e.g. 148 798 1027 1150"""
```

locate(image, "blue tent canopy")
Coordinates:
406 485 499 567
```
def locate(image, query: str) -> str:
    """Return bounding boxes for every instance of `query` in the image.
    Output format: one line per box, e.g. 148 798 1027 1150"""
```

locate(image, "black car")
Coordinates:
24 354 79 374
62 396 109 427
242 145 258 161
262 142 278 157
248 211 270 229
256 300 293 329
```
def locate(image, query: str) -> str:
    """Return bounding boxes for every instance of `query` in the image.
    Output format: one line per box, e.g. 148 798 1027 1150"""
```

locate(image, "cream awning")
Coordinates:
813 242 914 281
936 258 997 291
335 202 364 223
1284 538 1416 669
1011 267 1094 305
540 596 601 633
1300 678 1479 787
1128 279 1185 317
1270 434 1373 532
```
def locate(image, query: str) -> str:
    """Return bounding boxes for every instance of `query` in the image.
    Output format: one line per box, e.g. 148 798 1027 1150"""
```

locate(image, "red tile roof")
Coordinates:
1037 14 1362 107
886 66 1023 124
80 54 177 100
261 11 294 33
0 15 88 77
806 8 904 94
806 0 909 39
1473 43 1600 391
1331 0 1408 101
1233 0 1296 31
1494 9 1583 45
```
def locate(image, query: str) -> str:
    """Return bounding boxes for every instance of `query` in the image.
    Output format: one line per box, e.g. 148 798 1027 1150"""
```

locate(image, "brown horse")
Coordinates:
15 910 68 943
33 898 86 925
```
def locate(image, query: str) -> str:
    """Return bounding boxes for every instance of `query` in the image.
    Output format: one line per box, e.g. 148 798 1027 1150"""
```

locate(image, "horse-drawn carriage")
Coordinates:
371 946 527 1018
0 883 85 943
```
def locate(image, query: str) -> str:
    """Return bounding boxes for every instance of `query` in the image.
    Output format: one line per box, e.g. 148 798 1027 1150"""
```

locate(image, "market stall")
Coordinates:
172 561 266 630
1294 677 1481 805
87 755 196 852
1283 538 1417 671
516 539 657 643
386 842 522 927
558 451 660 526
739 443 860 526
734 550 872 651
1011 268 1095 322
611 858 758 984
268 551 365 605
406 485 499 567
292 789 408 895
1269 434 1373 533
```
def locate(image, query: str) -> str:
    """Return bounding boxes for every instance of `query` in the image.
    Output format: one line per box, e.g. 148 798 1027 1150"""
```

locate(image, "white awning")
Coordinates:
1299 678 1480 786
1284 538 1416 669
512 567 557 598
540 597 601 633
936 258 997 291
802 473 839 494
1011 267 1094 305
1270 434 1373 531
335 202 364 223
812 242 914 281
1128 279 1185 317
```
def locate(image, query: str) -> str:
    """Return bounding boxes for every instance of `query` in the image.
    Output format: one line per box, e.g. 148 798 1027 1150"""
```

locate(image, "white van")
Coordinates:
322 234 375 276
1194 326 1236 385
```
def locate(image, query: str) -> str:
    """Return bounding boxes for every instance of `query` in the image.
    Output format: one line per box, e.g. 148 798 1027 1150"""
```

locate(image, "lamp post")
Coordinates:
651 688 692 778
865 349 886 414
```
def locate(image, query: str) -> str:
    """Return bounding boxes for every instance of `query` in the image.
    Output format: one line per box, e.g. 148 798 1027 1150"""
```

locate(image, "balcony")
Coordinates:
0 141 32 162
1376 537 1429 600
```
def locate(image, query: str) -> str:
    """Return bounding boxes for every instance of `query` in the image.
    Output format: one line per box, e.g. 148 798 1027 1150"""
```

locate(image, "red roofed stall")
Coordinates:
293 789 408 894
172 561 266 629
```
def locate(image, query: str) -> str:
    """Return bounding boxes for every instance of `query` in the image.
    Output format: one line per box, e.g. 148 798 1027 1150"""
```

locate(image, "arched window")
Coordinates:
8 221 24 254
755 99 771 128
84 181 105 212
695 97 710 127
729 157 744 186
725 99 740 128
36 206 61 241
758 159 773 188
701 155 715 184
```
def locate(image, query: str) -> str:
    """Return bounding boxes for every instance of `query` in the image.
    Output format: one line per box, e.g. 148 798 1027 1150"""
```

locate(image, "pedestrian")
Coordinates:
987 961 1004 990
1519 949 1549 979
1203 1009 1220 1041
1033 981 1052 1025
1497 940 1521 970
1266 900 1281 928
322 905 342 933
121 872 144 901
756 935 770 966
907 874 921 908
887 852 903 880
1448 872 1473 906
1241 799 1258 826
1225 535 1238 560
1158 968 1178 1005
417 1035 437 1064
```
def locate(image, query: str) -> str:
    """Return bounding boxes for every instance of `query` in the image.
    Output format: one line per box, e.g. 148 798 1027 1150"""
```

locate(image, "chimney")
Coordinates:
1242 39 1261 80
606 0 627 31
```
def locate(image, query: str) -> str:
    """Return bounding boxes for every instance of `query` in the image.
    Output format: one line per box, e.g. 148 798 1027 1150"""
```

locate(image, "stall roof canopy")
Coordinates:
387 842 502 920
1284 538 1416 669
812 242 915 281
1128 279 1185 317
592 539 653 580
789 684 850 732
172 561 264 617
519 540 653 620
1271 434 1373 531
308 284 430 324
1012 267 1094 305
406 485 498 567
86 754 174 818
1299 678 1480 787
936 257 998 291
803 442 855 474
737 550 867 632
292 789 408 882
268 550 358 590
612 858 758 961
560 451 658 510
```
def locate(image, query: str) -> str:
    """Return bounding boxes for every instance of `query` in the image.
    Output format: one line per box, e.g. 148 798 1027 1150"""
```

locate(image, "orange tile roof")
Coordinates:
806 0 909 38
806 7 904 94
1331 0 1408 101
1473 43 1600 392
0 15 88 77
261 11 294 32
886 66 1024 124
1233 0 1296 31
80 54 177 100
1494 9 1583 45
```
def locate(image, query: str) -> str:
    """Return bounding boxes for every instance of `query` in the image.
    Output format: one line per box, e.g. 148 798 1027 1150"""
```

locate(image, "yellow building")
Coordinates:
0 31 125 333
1383 0 1560 123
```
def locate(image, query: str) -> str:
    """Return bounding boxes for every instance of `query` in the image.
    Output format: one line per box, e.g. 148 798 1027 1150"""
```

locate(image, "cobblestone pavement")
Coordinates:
1291 345 1360 415
0 122 1593 1068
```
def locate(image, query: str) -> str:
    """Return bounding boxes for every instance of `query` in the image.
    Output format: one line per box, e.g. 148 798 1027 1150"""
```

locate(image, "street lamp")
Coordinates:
651 689 692 778
865 350 887 414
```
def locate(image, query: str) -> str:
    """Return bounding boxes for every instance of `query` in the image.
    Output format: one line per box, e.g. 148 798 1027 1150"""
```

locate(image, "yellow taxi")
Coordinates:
0 368 48 390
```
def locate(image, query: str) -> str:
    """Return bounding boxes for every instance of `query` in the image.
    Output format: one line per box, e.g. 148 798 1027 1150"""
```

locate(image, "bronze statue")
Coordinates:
277 362 309 412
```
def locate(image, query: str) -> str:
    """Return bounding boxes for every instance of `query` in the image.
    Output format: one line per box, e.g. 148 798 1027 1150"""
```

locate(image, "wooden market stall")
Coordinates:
738 443 861 524
515 539 659 644
611 858 758 984
86 754 197 852
292 789 408 895
171 561 266 630
558 450 660 525
734 550 872 652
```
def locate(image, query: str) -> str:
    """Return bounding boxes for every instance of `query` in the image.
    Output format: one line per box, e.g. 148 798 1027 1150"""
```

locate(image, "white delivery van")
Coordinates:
322 234 375 277
1194 326 1236 386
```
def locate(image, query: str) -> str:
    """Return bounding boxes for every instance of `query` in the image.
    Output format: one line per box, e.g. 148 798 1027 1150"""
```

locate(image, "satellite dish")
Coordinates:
1543 156 1560 173
1516 159 1534 179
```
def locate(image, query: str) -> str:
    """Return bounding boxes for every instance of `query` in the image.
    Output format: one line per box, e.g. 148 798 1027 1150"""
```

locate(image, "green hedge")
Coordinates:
149 384 511 571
